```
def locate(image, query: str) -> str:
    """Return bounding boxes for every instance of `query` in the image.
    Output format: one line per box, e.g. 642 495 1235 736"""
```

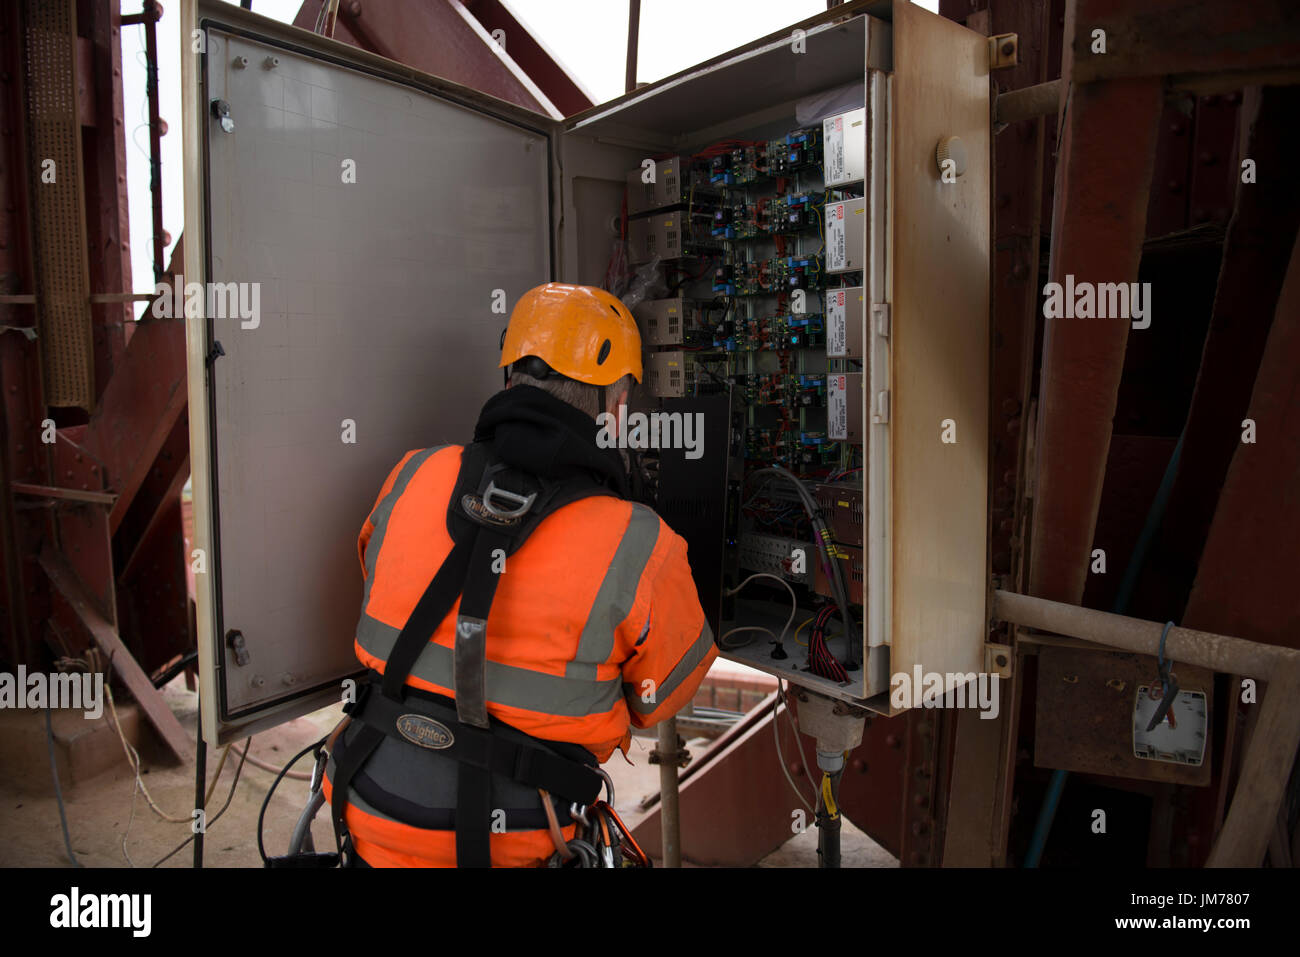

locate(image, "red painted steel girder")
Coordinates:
1028 75 1163 604
633 693 907 865
460 0 594 116
1131 87 1300 622
292 0 562 117
1181 235 1300 651
1066 0 1300 85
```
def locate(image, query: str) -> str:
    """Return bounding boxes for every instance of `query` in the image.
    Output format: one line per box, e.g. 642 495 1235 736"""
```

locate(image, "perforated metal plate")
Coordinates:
22 0 94 410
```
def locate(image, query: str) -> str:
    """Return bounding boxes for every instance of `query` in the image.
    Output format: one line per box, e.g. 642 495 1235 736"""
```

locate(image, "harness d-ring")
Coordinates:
481 480 536 519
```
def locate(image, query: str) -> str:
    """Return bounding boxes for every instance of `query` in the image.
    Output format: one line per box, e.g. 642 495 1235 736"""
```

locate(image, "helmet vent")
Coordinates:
609 304 620 316
597 339 612 365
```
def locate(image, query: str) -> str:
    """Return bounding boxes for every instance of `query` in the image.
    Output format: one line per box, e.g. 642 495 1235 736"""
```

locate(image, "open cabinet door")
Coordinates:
180 1 556 744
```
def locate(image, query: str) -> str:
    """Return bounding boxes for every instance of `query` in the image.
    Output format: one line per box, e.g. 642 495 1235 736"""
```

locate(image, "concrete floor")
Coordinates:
0 678 895 868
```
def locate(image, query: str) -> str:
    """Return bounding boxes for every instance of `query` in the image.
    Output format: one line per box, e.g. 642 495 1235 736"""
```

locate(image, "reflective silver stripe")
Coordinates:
357 613 624 717
361 445 448 610
566 504 661 681
624 619 715 715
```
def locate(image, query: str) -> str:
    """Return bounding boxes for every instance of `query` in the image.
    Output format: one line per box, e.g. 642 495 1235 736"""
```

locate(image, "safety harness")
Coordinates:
328 386 632 868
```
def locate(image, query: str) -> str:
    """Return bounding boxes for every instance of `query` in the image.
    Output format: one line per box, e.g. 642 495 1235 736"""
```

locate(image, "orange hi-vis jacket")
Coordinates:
323 444 717 867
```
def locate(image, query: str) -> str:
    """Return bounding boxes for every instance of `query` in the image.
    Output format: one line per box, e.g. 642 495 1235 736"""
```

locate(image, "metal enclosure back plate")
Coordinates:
197 21 550 739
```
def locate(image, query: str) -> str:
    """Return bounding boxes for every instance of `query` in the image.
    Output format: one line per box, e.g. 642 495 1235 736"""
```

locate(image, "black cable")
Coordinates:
816 769 843 868
257 738 326 865
154 734 250 868
44 706 82 868
150 650 198 689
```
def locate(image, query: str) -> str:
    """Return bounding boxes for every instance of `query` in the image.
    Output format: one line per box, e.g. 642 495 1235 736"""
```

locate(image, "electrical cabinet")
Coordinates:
184 0 988 744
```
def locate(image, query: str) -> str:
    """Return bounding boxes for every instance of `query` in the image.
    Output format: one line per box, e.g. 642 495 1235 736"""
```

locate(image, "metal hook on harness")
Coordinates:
569 803 591 828
547 838 599 868
594 766 616 807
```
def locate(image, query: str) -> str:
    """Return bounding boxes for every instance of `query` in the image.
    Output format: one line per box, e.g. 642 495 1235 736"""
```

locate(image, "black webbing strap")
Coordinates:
332 534 477 863
382 539 475 700
352 689 602 802
452 525 511 729
333 441 620 868
452 524 512 868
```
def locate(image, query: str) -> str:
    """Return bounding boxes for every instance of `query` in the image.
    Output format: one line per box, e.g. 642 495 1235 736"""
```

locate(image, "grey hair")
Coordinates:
509 370 636 420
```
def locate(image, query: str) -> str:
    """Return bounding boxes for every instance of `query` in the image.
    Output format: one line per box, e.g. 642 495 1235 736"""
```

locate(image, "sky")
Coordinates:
120 0 937 311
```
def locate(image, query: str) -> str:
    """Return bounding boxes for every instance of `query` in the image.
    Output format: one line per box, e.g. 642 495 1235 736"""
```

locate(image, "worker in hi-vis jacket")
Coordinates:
322 282 717 867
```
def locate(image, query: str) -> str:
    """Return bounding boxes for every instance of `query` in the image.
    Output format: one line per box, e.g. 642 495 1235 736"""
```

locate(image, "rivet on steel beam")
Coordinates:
1170 123 1185 135
914 794 930 808
1168 179 1182 193
1199 152 1217 165
886 733 901 749
997 193 1011 208
1011 262 1028 280
788 762 803 776
345 0 362 16
851 758 868 773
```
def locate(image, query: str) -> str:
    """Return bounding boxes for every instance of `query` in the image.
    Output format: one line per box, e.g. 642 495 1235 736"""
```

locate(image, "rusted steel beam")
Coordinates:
633 693 819 866
77 240 186 535
83 0 131 394
292 0 560 117
1132 86 1300 621
1181 214 1300 652
461 0 594 115
10 482 116 506
1027 75 1162 603
1067 0 1300 85
39 546 192 762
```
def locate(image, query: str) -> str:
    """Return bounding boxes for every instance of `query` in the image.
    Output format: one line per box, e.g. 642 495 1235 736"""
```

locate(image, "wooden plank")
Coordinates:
1207 668 1300 866
38 548 193 763
888 2 990 687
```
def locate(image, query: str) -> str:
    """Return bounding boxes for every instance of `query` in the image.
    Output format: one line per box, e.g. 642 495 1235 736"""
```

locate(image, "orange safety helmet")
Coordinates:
500 283 642 386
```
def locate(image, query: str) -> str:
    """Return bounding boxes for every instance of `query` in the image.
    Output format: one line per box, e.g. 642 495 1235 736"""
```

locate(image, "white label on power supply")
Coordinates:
827 288 848 356
826 203 847 271
829 374 848 440
824 115 846 185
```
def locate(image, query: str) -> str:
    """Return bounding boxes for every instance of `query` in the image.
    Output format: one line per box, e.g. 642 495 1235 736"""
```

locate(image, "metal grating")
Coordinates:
23 0 95 410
